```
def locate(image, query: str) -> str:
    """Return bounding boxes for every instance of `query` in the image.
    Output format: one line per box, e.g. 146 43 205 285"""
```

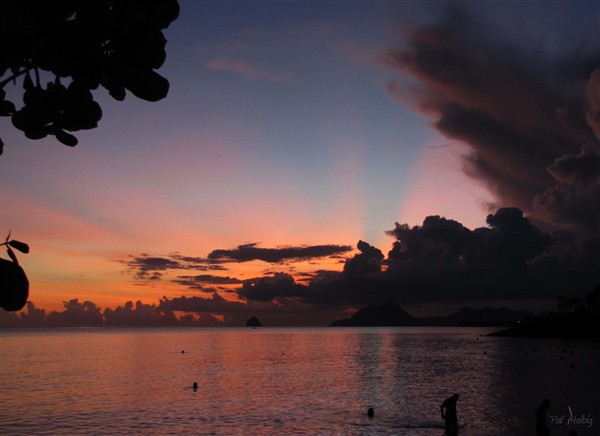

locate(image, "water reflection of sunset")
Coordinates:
4 328 598 434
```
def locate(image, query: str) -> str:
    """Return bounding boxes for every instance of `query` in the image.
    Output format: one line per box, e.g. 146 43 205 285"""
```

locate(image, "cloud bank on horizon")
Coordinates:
114 206 597 326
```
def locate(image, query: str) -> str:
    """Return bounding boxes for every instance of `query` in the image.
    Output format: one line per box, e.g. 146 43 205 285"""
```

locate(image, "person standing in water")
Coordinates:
441 394 459 435
535 399 551 436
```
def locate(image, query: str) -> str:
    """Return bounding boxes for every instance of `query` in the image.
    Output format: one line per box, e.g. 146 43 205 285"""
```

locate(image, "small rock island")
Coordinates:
246 316 262 327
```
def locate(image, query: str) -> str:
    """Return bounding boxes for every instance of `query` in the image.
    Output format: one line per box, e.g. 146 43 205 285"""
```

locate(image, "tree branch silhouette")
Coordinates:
0 0 180 153
0 1 179 311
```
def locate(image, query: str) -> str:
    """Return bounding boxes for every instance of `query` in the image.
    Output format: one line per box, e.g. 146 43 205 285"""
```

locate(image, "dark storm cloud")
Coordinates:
586 68 600 141
173 274 243 292
295 269 340 283
207 243 353 263
238 272 306 302
159 291 245 313
122 253 230 281
145 271 163 281
125 255 181 271
122 242 353 289
170 254 229 269
371 209 563 304
228 209 597 311
343 240 384 276
384 7 600 233
387 208 552 271
535 145 600 232
121 255 180 280
378 209 596 305
175 274 243 285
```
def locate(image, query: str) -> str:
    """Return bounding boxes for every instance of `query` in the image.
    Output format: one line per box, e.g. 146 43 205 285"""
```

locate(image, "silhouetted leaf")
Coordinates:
23 87 46 108
11 110 30 131
47 81 67 106
0 258 29 311
0 100 16 116
125 69 169 102
60 89 103 131
109 86 126 101
8 240 30 254
25 127 49 140
55 128 78 146
23 71 34 90
144 0 180 29
119 27 167 69
7 246 19 264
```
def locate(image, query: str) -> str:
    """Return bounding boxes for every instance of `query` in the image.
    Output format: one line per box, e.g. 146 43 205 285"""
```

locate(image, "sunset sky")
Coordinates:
1 1 599 325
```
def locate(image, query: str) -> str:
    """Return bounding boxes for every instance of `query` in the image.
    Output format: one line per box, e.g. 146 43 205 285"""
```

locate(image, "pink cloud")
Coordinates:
206 57 292 83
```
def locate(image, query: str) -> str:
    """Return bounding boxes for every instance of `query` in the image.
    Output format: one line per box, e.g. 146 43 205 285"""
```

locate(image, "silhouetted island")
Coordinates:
329 301 532 327
330 302 416 326
246 316 262 327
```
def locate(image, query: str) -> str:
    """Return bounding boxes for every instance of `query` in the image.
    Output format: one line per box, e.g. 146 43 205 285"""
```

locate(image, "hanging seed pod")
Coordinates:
0 258 29 311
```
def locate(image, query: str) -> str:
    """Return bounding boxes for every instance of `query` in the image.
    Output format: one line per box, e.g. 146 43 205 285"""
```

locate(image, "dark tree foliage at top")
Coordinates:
0 0 180 154
0 1 179 311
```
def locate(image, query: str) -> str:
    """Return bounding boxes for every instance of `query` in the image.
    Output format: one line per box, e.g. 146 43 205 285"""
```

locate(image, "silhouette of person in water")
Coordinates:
441 394 459 435
535 399 551 436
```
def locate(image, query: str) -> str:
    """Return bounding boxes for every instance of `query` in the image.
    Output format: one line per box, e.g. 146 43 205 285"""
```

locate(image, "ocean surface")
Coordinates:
1 327 599 435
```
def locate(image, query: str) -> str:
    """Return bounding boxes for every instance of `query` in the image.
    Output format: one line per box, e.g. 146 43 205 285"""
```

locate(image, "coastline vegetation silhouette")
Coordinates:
489 283 600 339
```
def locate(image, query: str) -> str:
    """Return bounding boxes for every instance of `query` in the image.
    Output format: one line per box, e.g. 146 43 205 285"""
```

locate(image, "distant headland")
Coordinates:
329 301 533 327
329 285 600 340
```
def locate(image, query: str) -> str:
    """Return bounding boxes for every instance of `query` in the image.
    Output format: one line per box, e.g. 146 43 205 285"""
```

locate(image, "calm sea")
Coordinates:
1 327 598 435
